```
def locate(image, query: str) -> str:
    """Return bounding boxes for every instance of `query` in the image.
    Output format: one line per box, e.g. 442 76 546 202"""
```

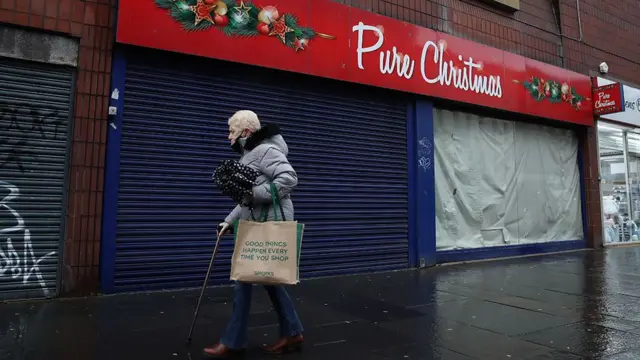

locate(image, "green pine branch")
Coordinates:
284 13 316 41
225 25 259 37
226 8 259 37
284 13 298 26
571 95 583 105
155 0 174 10
222 0 236 7
301 28 315 39
247 3 260 17
170 3 214 32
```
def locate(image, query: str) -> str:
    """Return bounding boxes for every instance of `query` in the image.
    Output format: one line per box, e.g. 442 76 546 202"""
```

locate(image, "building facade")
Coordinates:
2 0 639 299
0 1 115 300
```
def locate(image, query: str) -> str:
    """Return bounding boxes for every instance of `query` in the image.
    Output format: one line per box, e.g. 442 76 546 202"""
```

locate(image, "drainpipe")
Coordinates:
551 0 566 67
553 0 584 71
564 0 585 43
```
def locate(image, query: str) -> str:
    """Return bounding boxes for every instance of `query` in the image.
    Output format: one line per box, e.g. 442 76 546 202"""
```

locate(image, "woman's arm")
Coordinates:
252 147 298 203
224 204 242 224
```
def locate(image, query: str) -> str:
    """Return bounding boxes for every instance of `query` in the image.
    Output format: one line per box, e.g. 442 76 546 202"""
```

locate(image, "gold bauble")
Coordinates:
214 1 228 16
257 6 279 25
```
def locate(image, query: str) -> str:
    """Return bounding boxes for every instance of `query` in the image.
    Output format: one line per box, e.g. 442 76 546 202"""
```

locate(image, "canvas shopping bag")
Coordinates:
230 184 304 285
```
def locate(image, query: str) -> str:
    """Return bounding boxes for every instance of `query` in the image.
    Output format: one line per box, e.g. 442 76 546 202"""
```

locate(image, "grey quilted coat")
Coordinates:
225 124 297 223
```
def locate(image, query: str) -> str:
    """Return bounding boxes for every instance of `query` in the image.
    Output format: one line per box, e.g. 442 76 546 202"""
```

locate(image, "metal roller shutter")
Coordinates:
0 59 73 300
113 52 408 292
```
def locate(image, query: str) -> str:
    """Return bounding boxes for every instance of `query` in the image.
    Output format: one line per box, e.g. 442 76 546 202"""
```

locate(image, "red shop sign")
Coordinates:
117 0 594 126
592 82 625 116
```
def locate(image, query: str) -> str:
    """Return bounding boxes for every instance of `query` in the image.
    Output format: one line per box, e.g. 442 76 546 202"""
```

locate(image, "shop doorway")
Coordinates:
598 122 640 245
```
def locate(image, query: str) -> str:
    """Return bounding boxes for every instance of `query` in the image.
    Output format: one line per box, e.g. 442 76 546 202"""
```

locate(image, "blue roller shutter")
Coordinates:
111 50 409 292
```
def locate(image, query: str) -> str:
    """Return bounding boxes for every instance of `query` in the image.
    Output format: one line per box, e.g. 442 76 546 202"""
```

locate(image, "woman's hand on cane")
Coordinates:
217 222 232 236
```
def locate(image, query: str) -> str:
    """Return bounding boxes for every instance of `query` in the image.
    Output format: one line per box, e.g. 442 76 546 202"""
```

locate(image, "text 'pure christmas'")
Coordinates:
352 22 503 99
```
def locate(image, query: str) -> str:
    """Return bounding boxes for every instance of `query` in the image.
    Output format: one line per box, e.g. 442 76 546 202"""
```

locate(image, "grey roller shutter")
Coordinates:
0 59 73 300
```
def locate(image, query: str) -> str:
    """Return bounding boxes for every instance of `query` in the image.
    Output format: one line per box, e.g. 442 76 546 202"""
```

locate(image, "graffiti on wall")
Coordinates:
418 137 432 172
0 181 57 296
0 104 63 172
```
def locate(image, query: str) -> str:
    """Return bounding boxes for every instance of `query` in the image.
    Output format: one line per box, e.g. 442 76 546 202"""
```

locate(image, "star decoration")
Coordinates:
189 0 216 25
233 0 252 17
293 38 308 52
269 16 293 43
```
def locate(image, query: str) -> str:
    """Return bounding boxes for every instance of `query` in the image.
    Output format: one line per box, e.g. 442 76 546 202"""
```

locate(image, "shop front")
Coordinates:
595 78 640 245
102 0 594 293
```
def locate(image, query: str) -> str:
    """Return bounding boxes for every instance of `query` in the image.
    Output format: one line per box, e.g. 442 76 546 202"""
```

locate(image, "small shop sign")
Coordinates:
593 82 625 116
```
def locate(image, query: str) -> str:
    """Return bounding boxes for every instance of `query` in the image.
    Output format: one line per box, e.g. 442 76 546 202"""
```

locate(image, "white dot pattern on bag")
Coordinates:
212 159 261 204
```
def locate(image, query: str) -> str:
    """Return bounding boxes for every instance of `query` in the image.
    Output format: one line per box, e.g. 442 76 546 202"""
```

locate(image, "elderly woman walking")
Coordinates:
204 110 304 358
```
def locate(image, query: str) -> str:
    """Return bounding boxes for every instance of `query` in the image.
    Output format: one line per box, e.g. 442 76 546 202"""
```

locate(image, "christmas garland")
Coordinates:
514 77 590 110
154 0 335 52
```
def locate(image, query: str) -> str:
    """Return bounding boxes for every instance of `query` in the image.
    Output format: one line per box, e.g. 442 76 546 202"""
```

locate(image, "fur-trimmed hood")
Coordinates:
232 123 288 156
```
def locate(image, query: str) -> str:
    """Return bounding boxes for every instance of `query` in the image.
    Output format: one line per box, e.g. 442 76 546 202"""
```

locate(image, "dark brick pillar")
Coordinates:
581 125 603 248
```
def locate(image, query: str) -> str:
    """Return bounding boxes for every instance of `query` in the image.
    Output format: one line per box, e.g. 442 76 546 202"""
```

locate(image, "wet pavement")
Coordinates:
3 247 640 360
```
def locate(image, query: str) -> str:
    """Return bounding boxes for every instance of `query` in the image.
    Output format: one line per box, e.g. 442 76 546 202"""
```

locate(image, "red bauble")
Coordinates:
203 0 216 5
257 22 270 35
214 14 229 26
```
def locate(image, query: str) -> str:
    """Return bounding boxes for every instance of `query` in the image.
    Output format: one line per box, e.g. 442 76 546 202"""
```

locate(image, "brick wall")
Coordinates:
561 0 640 85
0 0 116 294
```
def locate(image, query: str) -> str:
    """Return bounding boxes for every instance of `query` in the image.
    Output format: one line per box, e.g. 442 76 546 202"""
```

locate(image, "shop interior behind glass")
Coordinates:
598 122 640 244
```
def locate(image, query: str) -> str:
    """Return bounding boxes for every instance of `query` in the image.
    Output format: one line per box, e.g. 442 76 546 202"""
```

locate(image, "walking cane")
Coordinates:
186 229 225 344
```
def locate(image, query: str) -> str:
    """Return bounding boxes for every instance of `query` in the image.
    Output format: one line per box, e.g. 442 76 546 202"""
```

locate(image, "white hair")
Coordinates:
228 110 261 133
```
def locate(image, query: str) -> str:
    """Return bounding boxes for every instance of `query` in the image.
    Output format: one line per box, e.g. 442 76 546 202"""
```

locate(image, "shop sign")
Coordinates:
596 77 640 127
117 0 594 126
593 82 625 116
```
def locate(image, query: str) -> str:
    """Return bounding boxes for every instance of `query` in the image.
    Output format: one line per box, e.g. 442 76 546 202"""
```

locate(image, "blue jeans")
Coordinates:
220 282 304 349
